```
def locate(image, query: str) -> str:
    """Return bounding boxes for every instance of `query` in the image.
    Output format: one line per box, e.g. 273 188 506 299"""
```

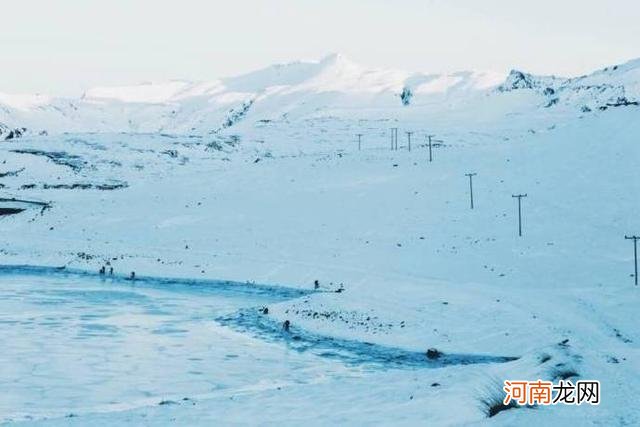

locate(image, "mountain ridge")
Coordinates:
1 54 639 137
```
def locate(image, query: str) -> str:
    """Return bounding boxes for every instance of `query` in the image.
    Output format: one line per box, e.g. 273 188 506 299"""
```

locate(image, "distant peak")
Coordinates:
498 69 566 93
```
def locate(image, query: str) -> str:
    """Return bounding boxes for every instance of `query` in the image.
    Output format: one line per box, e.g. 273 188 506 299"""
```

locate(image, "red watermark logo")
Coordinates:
503 379 600 405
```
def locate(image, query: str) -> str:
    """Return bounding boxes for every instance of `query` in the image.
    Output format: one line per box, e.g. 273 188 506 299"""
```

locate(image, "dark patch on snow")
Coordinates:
217 308 519 370
0 167 25 178
1 125 27 140
206 135 240 152
498 70 544 91
66 138 107 151
0 207 25 216
543 87 555 96
597 96 639 110
10 149 86 171
481 397 518 418
41 181 128 190
219 99 255 130
478 379 523 418
0 265 313 301
426 348 442 360
538 353 552 364
613 327 633 344
162 149 178 158
0 197 50 207
399 87 413 106
0 198 51 217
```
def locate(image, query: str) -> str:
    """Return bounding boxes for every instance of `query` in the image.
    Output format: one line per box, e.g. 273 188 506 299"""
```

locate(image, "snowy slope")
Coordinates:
1 55 640 426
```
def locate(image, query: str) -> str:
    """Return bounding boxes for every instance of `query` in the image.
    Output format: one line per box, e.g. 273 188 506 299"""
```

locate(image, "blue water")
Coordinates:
0 268 336 422
0 267 516 423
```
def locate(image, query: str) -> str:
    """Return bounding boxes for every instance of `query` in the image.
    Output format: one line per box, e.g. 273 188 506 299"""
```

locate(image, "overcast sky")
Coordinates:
1 0 639 96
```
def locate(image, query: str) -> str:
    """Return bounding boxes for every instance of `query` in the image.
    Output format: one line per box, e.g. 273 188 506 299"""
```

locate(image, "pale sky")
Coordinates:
1 0 639 96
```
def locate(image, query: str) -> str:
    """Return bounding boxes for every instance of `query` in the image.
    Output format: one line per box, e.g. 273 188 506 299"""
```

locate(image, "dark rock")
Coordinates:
426 348 442 360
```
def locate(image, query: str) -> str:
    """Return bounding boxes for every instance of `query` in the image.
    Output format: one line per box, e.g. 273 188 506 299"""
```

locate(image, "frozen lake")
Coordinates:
0 268 351 422
1 268 518 424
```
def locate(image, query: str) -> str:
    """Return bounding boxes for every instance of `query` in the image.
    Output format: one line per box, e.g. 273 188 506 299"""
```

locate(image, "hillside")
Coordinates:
0 55 639 425
7 53 640 136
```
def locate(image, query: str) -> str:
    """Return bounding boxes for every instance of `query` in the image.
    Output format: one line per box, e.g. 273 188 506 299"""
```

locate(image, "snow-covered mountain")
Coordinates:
499 58 640 111
4 53 636 137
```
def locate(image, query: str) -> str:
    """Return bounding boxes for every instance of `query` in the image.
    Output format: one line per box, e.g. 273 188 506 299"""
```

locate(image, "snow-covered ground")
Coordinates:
1 55 639 425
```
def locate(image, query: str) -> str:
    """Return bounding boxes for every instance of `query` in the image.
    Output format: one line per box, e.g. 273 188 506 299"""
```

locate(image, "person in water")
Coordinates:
282 320 291 332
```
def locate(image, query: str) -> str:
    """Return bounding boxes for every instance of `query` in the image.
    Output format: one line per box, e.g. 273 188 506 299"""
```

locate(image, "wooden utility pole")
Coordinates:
426 135 443 162
465 173 477 209
625 235 639 286
356 133 363 151
390 128 394 150
512 194 527 237
390 128 399 151
406 131 413 152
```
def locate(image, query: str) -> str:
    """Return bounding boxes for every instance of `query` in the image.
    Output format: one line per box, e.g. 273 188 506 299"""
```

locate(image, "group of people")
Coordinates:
98 265 114 275
98 264 136 280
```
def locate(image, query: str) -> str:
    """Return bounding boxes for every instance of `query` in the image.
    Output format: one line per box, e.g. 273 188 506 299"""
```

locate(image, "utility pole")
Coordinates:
406 131 413 152
465 173 477 209
390 128 394 150
512 194 527 237
426 135 443 162
356 133 363 151
625 235 639 286
390 128 398 151
394 128 398 150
